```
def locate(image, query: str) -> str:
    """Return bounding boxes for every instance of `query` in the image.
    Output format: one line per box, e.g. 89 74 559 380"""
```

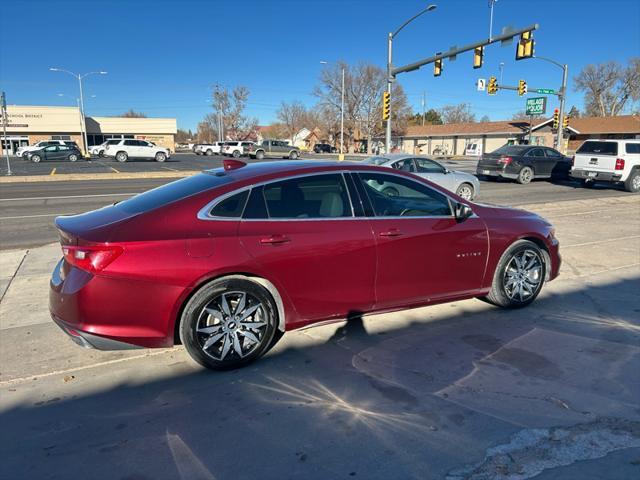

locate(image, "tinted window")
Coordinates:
357 172 451 217
492 145 530 156
44 146 58 152
415 158 445 173
529 149 545 157
626 143 640 154
116 173 232 214
210 190 249 218
263 174 351 219
391 159 416 172
544 148 562 158
576 141 618 155
124 140 137 146
363 156 390 165
59 145 70 151
243 187 268 219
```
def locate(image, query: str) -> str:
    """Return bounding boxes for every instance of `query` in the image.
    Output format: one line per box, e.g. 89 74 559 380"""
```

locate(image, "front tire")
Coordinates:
180 278 279 370
68 154 78 162
517 166 534 185
624 169 640 193
483 240 546 309
289 150 298 160
455 182 475 200
115 151 128 163
232 150 241 158
31 154 41 163
205 149 213 156
256 150 265 160
155 152 167 162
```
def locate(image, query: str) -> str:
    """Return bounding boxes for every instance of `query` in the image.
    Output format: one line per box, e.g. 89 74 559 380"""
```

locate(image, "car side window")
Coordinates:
263 174 351 219
529 149 545 157
544 148 562 158
210 190 250 218
391 159 416 172
356 172 452 217
415 158 446 174
44 145 58 152
59 145 70 151
124 140 137 146
626 143 640 154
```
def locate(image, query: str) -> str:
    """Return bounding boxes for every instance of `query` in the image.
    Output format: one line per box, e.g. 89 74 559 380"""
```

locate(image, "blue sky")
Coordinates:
1 0 639 130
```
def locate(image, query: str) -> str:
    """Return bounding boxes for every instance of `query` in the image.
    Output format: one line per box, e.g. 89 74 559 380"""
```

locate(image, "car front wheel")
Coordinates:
482 240 546 309
289 151 298 160
155 152 167 162
31 154 41 163
180 278 279 370
232 150 241 158
115 151 128 163
68 154 78 162
256 150 265 160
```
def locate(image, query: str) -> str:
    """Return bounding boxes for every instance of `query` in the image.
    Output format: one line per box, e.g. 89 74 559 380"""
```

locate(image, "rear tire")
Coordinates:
517 166 534 185
115 151 128 163
482 240 546 309
289 150 298 160
232 150 241 158
455 183 474 200
68 154 78 162
31 154 41 163
180 278 279 370
205 149 213 156
256 150 265 160
624 169 640 193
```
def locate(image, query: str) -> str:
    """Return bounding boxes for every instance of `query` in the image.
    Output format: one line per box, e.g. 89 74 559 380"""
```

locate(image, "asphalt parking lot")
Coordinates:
1 188 639 479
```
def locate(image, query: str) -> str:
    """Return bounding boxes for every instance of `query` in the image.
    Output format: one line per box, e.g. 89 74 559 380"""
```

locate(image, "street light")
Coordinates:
320 60 345 157
532 56 569 152
50 68 107 156
386 4 437 153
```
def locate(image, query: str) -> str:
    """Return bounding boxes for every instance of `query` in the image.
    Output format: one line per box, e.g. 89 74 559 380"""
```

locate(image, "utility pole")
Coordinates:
340 65 345 156
421 91 426 126
1 91 11 176
499 62 505 83
488 0 498 40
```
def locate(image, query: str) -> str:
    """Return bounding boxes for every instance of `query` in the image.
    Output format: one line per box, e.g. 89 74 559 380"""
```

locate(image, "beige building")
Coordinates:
1 105 177 155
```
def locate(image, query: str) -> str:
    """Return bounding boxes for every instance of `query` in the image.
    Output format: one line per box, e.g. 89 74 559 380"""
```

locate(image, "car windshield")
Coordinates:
576 141 618 156
363 156 390 165
492 145 530 155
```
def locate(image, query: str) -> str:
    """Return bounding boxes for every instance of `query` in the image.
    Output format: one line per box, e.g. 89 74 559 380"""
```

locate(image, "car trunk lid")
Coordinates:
573 141 619 172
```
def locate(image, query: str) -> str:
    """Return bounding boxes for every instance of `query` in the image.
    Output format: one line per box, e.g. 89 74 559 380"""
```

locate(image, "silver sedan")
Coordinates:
362 154 480 200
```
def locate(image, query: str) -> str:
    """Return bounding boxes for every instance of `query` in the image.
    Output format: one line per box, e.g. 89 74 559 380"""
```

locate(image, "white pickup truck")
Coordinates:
571 139 640 193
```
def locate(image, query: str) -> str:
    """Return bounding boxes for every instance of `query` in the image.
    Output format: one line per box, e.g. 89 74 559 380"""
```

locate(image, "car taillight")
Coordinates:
499 156 512 165
615 158 625 170
62 245 123 273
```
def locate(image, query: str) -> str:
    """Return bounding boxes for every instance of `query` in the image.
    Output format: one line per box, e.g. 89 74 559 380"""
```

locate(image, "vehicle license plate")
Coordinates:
482 170 490 175
587 172 597 178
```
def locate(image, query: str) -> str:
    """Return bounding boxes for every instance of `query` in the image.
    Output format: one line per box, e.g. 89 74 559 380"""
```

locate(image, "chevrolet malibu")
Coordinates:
50 160 560 370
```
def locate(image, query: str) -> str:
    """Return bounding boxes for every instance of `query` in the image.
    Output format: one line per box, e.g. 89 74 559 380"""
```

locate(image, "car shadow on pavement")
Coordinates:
1 276 639 480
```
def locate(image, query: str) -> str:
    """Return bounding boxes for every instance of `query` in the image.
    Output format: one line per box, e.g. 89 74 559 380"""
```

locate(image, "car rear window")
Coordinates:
492 145 529 155
363 156 390 165
115 173 232 214
576 141 618 155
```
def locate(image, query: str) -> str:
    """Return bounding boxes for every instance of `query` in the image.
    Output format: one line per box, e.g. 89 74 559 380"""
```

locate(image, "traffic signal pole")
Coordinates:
532 56 568 152
385 32 393 153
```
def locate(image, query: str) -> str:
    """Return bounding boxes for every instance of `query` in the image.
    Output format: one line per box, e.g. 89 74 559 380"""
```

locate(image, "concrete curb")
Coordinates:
0 171 200 183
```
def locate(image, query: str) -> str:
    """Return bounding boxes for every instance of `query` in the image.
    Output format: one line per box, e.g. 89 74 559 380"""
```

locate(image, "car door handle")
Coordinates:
260 235 291 245
379 229 404 238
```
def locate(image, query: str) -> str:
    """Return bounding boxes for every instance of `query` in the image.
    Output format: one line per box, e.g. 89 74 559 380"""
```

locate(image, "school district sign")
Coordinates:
525 97 547 116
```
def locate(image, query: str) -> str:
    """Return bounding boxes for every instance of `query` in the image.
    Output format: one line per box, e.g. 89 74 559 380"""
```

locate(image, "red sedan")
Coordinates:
50 160 560 370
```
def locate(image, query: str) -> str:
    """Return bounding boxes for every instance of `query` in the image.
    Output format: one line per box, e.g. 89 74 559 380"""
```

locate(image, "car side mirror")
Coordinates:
454 202 473 222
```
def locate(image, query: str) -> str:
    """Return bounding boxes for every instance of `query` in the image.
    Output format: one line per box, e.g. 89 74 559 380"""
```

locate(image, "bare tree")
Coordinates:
210 85 259 140
196 121 215 143
277 101 307 145
260 123 288 140
574 58 640 116
439 103 476 124
511 111 530 121
121 109 147 118
480 115 491 123
567 105 581 118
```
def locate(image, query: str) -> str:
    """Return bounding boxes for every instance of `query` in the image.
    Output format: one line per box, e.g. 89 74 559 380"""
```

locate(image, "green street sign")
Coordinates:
536 88 555 94
526 97 547 116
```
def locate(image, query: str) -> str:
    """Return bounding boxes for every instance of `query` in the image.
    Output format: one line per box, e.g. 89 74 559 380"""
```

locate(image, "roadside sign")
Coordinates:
526 97 547 116
477 78 486 91
536 88 555 95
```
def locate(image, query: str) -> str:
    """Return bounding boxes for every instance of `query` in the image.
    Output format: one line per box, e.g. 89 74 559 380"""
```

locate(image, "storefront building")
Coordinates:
1 105 177 155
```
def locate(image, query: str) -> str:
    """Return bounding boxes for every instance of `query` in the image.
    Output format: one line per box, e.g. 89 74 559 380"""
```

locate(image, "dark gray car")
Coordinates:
476 145 572 184
27 144 83 163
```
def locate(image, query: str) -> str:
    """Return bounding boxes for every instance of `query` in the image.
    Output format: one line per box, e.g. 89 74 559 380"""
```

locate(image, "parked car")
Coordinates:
221 141 254 158
89 139 122 157
196 142 225 156
103 139 170 162
464 143 482 156
476 145 572 184
362 154 480 200
50 159 560 370
571 139 640 193
17 140 79 159
247 139 300 160
313 143 336 154
27 144 82 163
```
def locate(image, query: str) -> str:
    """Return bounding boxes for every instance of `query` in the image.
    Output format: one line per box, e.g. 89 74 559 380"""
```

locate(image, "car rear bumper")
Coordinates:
571 168 622 182
476 165 518 179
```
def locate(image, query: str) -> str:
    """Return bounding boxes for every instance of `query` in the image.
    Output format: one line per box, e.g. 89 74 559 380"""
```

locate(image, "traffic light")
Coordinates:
563 115 569 130
552 108 560 130
473 46 483 69
487 76 498 95
518 79 528 96
382 92 390 121
516 31 535 60
434 58 443 77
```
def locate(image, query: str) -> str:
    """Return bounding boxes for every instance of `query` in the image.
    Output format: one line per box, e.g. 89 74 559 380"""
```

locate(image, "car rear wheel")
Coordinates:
624 169 640 193
98 150 105 157
517 166 534 184
455 183 474 200
116 151 128 163
256 150 265 160
289 151 298 160
232 150 241 158
155 152 167 162
31 154 41 163
482 240 545 309
68 154 78 162
180 278 279 370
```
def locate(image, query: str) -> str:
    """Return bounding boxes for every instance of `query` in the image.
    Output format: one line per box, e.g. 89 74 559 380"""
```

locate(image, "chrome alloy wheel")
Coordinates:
633 174 640 191
196 291 267 361
503 249 543 301
456 184 474 200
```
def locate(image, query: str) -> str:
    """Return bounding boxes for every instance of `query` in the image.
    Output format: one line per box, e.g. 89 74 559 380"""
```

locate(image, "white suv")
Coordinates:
17 140 79 158
571 139 640 193
195 142 224 156
89 139 122 157
223 141 254 158
104 139 171 163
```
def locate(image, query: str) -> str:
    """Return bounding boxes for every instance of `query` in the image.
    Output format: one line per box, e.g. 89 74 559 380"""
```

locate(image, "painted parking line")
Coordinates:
109 166 120 173
0 193 137 202
564 234 640 248
0 213 64 220
50 168 56 176
161 166 179 172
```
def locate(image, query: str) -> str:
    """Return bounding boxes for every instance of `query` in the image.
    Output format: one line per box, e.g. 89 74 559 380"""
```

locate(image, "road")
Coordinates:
0 162 630 249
